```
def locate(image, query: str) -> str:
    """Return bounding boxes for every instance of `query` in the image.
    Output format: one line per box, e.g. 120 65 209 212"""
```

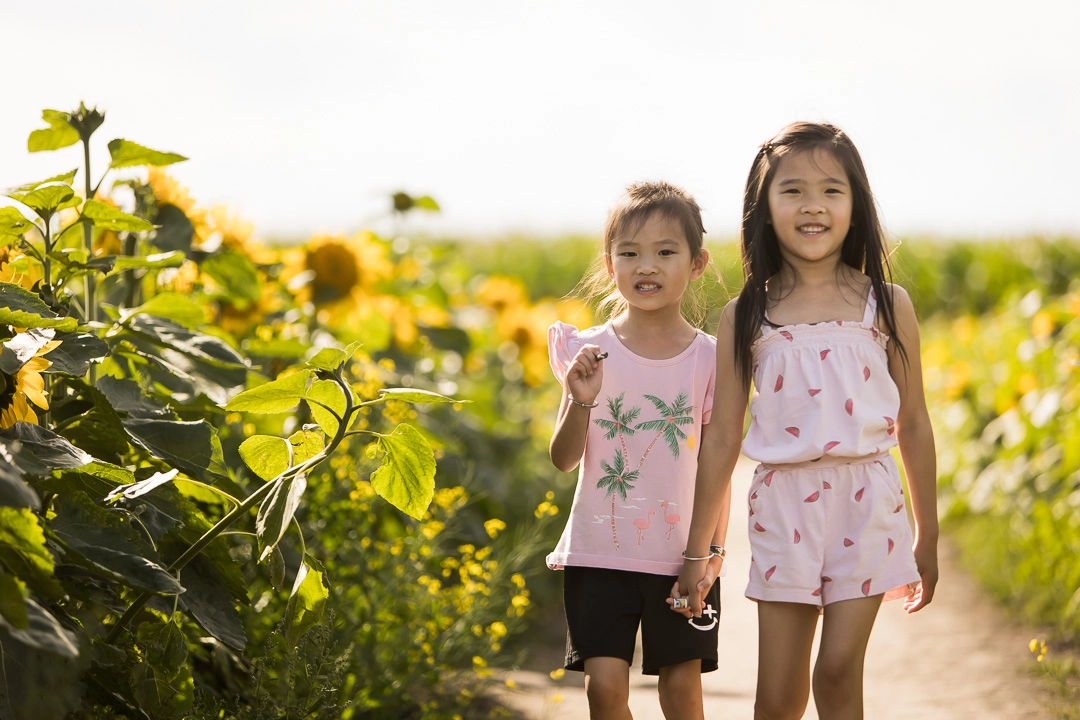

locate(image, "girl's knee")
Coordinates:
812 655 861 702
584 672 630 710
657 662 702 713
754 690 809 720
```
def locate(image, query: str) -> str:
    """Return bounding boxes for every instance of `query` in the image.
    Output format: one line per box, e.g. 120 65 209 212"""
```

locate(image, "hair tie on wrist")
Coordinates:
710 544 727 560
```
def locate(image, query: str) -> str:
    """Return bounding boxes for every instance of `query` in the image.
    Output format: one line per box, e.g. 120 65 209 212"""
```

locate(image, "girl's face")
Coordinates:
605 212 707 315
767 148 853 267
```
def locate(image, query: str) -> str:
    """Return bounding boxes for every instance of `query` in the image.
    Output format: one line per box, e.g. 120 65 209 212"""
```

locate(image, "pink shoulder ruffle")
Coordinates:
547 321 584 384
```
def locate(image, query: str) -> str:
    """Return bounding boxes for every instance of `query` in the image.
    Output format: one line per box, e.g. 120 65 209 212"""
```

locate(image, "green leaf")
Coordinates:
284 554 329 649
51 491 184 596
0 207 35 239
123 418 229 483
201 251 261 307
39 331 108 376
0 569 28 629
306 347 346 372
0 597 79 658
267 547 286 591
124 313 248 369
8 170 79 195
238 435 290 481
27 109 79 152
107 138 187 168
124 292 207 329
151 203 194 253
97 375 175 419
0 422 92 475
107 250 186 276
58 382 131 462
177 555 246 650
17 184 79 217
288 428 324 465
0 508 57 597
0 451 39 510
378 387 463 404
138 619 188 682
131 661 195 718
0 282 79 332
306 379 346 437
255 473 307 562
369 423 436 520
412 195 440 211
81 198 155 232
225 370 312 414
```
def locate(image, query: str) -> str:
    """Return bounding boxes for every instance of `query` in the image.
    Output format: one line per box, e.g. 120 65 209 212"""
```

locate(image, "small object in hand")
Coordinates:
672 597 688 610
594 351 609 360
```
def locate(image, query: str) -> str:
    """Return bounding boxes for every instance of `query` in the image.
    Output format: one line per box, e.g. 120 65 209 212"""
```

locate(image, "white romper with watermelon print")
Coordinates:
741 289 921 606
545 321 717 577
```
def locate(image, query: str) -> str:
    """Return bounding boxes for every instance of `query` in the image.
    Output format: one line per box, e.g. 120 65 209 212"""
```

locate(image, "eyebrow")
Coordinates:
775 176 849 187
613 237 683 249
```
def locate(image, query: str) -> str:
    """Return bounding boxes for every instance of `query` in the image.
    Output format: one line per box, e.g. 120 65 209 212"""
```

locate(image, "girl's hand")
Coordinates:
903 535 939 613
671 558 717 618
565 344 606 406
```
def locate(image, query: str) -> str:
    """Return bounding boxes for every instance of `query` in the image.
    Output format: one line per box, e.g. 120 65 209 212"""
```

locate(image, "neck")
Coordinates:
611 306 696 359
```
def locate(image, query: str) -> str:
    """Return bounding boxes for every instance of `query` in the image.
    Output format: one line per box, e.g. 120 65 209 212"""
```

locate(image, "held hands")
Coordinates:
669 557 722 618
565 344 606 407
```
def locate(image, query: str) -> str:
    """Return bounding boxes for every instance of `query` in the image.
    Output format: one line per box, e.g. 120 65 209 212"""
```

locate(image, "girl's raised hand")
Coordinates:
565 344 606 406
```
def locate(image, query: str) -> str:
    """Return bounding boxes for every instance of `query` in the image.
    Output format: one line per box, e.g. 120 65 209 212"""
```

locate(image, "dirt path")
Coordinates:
497 456 1057 719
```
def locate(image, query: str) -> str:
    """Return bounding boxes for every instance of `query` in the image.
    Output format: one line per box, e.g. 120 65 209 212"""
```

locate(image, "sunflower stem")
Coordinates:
82 135 97 384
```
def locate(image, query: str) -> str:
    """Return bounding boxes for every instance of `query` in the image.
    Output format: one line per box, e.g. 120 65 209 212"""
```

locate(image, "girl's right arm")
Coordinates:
677 301 748 616
549 344 605 472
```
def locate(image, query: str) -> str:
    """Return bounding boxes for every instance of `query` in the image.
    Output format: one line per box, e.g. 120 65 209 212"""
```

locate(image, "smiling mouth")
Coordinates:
636 282 662 291
798 225 828 234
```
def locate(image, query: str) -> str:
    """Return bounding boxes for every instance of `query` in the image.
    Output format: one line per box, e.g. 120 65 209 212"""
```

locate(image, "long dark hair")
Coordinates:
733 122 906 387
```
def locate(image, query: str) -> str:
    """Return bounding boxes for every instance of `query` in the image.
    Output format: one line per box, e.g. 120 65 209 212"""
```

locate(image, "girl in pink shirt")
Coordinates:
548 181 731 720
676 122 939 719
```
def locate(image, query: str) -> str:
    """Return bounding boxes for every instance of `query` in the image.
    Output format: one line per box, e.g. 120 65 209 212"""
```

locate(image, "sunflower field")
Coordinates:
0 105 580 719
2 104 1080 719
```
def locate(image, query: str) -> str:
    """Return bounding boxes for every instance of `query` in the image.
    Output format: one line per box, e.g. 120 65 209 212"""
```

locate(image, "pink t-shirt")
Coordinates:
546 321 717 576
742 290 900 464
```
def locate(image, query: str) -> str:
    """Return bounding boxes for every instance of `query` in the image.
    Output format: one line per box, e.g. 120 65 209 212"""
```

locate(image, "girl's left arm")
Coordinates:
887 285 939 613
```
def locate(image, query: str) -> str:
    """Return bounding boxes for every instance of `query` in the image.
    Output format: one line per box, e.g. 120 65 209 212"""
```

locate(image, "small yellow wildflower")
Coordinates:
549 668 565 681
484 518 507 539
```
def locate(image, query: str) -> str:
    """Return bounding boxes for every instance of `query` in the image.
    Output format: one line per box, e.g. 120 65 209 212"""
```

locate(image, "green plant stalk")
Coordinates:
105 371 359 644
82 136 98 384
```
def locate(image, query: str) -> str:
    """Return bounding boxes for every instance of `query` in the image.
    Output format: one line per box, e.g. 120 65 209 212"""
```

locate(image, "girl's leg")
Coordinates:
657 659 704 720
583 656 633 720
812 595 882 720
754 601 820 720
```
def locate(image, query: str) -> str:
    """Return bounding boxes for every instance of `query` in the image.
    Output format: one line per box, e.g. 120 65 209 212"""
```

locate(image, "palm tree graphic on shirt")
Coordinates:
596 449 639 550
593 391 694 548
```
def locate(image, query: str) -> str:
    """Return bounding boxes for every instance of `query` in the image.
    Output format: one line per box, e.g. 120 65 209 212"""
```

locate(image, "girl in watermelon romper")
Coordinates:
674 122 939 719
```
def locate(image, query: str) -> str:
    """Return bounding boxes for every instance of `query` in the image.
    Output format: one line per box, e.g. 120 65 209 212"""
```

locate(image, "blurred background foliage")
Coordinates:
1 104 1079 718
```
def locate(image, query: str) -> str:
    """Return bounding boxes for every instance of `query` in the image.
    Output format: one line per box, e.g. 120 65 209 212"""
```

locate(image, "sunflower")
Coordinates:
0 251 43 291
146 167 197 217
281 232 394 309
0 333 62 429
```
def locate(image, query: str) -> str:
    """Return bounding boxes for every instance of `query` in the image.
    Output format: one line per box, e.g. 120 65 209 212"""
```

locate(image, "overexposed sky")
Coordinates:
3 0 1079 242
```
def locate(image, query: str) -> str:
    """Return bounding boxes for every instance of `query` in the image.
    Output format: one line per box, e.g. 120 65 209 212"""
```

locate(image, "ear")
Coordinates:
690 249 710 281
603 253 614 278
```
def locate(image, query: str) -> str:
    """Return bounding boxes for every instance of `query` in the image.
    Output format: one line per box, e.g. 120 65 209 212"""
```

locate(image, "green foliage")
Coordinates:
0 105 491 719
923 285 1080 643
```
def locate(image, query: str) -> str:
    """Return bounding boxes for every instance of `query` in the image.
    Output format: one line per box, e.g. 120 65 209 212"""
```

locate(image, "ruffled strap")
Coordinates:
862 286 879 325
547 321 584 384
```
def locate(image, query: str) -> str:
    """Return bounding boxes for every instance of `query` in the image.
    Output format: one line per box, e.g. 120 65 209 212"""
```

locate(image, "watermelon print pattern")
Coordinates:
741 289 918 606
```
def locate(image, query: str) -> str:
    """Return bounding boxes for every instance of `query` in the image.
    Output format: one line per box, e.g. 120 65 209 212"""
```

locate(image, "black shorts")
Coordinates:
562 565 720 676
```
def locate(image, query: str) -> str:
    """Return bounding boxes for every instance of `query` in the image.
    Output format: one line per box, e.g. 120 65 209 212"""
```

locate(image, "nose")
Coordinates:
801 193 826 214
636 257 659 274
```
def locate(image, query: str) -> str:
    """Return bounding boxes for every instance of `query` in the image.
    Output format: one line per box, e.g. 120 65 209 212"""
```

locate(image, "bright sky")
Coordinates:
3 1 1079 243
